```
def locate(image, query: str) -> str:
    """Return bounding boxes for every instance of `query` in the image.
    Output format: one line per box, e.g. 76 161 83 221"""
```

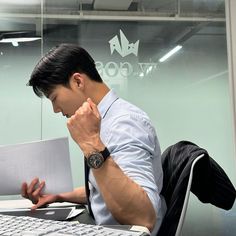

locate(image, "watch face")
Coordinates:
87 152 104 169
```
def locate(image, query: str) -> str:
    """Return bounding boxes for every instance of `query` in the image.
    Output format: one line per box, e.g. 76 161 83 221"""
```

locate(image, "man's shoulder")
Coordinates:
113 97 147 117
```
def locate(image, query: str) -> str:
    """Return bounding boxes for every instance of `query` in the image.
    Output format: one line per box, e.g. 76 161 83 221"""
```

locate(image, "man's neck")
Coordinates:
87 82 110 105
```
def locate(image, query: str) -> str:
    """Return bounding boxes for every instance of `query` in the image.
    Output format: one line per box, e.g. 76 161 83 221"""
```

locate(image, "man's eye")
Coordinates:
51 96 56 102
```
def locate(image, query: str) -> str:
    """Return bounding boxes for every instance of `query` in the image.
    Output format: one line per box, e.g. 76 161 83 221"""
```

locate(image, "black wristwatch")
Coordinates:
86 147 110 169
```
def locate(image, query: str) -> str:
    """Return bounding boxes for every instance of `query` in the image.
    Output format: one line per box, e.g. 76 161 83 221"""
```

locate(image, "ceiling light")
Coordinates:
159 45 182 63
0 31 41 47
0 37 41 47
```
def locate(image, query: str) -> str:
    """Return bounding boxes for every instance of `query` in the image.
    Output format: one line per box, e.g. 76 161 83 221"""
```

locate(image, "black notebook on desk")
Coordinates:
0 207 72 221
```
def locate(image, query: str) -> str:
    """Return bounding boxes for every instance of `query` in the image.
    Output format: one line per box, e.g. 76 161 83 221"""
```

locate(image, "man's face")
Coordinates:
48 84 86 118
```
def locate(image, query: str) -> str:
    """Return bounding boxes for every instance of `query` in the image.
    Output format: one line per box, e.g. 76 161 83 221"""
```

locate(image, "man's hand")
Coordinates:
67 98 105 155
21 178 58 210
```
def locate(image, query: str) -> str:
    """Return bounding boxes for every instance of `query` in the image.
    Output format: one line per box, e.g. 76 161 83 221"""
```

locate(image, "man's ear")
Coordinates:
71 73 85 90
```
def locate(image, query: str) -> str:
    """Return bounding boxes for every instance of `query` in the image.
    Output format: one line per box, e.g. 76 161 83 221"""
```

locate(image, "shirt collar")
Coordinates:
98 89 119 119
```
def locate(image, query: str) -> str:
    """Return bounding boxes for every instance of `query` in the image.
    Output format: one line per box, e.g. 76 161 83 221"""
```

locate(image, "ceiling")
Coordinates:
0 0 225 15
0 0 226 53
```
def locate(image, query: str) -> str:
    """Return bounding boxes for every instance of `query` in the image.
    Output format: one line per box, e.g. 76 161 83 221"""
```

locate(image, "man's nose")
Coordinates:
52 103 60 113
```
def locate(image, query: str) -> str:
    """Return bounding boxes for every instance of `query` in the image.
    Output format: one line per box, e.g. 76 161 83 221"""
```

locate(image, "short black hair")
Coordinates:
28 44 103 97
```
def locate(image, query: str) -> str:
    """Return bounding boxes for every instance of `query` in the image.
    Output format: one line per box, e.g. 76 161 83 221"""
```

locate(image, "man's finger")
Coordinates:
31 203 40 211
32 181 45 199
28 178 39 195
31 198 49 211
21 182 28 198
87 98 100 118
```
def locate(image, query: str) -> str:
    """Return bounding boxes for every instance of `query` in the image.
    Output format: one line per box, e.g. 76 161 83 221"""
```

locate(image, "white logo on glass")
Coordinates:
109 30 139 57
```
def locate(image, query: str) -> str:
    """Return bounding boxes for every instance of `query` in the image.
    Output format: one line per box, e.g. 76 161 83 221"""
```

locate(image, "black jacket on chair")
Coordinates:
157 141 236 236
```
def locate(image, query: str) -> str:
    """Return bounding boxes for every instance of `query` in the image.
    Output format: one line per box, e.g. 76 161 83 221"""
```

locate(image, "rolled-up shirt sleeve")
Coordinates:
105 113 163 217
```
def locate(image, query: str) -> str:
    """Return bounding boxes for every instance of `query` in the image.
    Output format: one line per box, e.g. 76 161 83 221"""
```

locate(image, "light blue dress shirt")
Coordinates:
89 90 166 235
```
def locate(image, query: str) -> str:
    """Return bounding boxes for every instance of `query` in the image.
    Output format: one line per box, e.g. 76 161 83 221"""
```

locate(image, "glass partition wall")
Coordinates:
0 0 42 144
0 0 235 235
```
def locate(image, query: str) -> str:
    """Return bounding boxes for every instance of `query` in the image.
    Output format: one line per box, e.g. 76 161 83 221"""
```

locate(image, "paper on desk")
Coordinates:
0 207 75 213
0 137 73 195
0 199 79 209
0 199 33 209
66 208 85 219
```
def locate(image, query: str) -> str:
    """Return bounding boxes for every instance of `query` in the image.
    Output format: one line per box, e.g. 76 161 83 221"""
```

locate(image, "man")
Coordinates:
21 44 166 235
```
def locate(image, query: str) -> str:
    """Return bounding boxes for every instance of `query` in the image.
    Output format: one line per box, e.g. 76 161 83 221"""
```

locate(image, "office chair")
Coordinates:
157 141 236 236
175 154 204 236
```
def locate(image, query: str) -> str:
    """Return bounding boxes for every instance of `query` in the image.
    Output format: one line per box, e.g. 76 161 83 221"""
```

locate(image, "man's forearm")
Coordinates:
93 157 156 232
57 186 87 204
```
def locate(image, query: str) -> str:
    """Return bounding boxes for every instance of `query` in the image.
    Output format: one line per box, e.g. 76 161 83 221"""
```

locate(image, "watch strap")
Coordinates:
100 147 110 160
86 147 110 169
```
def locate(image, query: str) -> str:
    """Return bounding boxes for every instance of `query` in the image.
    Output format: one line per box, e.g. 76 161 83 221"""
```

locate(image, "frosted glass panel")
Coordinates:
42 18 235 235
0 36 42 144
0 4 42 200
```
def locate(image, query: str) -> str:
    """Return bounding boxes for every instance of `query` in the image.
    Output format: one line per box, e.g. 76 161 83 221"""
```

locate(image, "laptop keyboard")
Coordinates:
0 214 149 236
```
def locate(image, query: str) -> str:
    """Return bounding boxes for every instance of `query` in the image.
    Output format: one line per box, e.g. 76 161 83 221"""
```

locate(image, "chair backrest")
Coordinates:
175 154 204 236
157 147 206 236
157 141 236 236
